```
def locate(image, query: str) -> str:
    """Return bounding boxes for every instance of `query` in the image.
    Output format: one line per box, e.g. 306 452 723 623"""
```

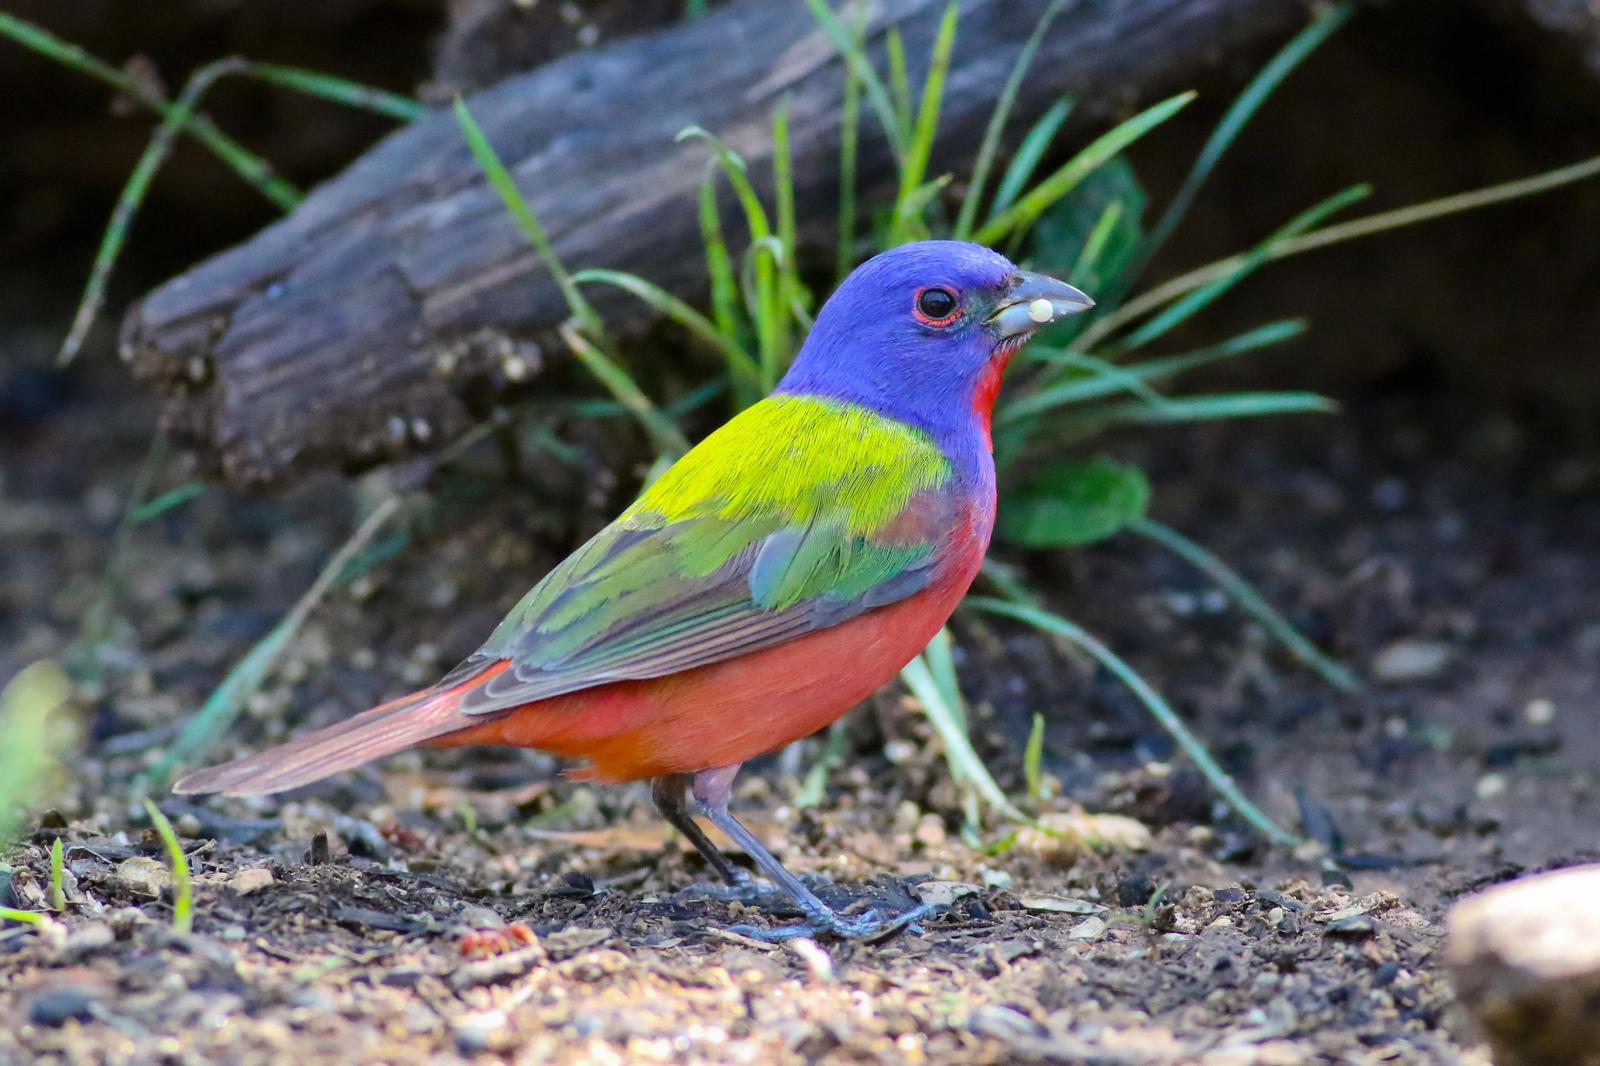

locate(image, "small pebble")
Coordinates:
27 986 99 1026
1476 773 1507 801
1372 639 1452 684
115 856 170 899
1524 698 1556 726
1069 916 1107 941
229 868 275 896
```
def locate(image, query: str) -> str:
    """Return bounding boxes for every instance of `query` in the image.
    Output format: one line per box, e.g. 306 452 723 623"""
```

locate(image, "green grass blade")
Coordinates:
955 0 1072 239
1065 390 1337 428
897 175 953 223
128 482 208 525
886 27 913 144
60 59 242 364
677 126 781 386
142 801 193 934
1134 3 1354 279
242 62 428 122
1 908 47 926
801 0 903 160
1000 351 1171 426
795 719 851 810
455 97 601 334
48 839 66 912
772 96 802 357
698 170 743 346
456 100 601 331
572 268 762 397
1131 518 1362 694
977 92 1194 246
990 97 1073 219
148 496 403 788
835 7 864 282
890 2 958 244
0 13 300 211
901 646 1027 824
1067 201 1124 285
1023 712 1048 803
921 627 967 732
1009 319 1307 418
1087 150 1600 347
560 324 690 457
1116 184 1368 350
965 596 1305 847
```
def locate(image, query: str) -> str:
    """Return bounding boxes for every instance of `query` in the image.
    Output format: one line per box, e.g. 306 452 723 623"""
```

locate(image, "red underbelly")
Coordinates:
430 562 978 781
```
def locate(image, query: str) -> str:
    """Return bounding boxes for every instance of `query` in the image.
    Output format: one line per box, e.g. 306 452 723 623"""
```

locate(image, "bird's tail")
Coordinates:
172 660 510 797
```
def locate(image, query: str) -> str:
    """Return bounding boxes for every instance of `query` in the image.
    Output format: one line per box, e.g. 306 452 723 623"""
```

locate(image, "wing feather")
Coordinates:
452 395 959 716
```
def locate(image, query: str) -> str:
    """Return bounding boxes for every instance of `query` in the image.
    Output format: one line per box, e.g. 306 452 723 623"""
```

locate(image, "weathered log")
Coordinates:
122 0 1318 485
427 0 682 99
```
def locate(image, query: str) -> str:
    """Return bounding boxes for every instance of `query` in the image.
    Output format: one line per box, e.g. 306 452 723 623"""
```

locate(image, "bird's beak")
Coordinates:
986 270 1095 338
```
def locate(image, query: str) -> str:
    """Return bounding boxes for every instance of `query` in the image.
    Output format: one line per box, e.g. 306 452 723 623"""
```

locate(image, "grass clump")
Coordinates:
142 801 194 935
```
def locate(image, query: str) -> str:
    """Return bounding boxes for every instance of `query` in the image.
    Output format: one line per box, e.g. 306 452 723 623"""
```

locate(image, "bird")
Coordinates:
175 240 1093 938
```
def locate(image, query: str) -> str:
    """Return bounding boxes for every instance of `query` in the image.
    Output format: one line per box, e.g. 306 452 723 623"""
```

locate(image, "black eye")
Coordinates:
915 287 959 324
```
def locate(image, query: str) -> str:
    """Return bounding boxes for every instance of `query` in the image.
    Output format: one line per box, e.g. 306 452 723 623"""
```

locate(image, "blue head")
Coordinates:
777 240 1091 443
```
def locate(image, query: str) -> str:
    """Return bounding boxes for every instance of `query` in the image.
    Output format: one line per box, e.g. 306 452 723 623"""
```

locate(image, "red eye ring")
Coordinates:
913 286 962 327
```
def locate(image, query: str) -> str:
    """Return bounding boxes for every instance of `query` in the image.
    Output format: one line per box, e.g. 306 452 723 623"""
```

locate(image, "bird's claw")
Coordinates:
728 902 938 943
679 880 789 907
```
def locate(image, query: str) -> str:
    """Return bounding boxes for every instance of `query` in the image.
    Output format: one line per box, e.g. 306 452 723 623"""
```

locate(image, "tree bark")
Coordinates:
121 0 1317 484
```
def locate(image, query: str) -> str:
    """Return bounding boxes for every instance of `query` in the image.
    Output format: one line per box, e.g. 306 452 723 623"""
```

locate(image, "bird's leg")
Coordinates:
689 765 932 941
650 773 751 888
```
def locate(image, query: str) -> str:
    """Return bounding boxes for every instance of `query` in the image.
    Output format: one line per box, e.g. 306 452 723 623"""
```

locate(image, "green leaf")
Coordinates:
0 661 69 846
999 457 1150 548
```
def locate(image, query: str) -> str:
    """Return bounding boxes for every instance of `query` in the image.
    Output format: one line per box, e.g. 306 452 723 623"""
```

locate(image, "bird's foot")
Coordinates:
679 872 832 909
728 901 937 943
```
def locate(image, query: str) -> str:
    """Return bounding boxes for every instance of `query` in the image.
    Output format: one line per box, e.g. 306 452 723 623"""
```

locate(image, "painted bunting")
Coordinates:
176 240 1092 937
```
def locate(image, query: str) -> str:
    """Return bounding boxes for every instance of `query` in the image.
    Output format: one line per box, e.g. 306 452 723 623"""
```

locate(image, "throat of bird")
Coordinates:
972 342 1023 448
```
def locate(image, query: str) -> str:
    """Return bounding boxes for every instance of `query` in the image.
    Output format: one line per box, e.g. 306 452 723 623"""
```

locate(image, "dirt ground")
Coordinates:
3 341 1598 1065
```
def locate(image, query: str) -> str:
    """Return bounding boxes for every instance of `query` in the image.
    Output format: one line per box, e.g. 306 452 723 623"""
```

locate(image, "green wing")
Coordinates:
451 394 955 715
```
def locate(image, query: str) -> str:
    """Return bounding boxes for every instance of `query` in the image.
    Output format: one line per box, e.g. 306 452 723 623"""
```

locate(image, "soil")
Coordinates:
4 334 1597 1065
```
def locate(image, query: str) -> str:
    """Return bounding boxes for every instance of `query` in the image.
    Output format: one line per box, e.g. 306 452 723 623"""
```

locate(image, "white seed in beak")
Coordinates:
1027 298 1055 324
